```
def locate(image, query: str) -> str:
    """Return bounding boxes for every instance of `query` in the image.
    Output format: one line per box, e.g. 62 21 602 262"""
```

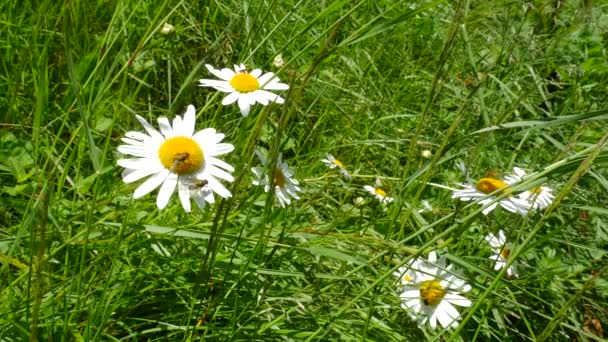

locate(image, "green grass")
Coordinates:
1 0 608 340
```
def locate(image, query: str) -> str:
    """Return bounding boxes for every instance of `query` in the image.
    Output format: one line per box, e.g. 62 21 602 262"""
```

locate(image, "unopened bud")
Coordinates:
421 150 432 159
272 54 285 68
354 197 365 207
160 23 175 35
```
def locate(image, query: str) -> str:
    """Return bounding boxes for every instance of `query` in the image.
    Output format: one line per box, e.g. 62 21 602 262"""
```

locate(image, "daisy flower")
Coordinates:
451 172 530 215
199 64 289 117
117 105 235 212
397 252 472 330
321 154 351 180
485 230 518 278
364 179 393 204
394 259 421 287
251 149 301 207
505 167 555 210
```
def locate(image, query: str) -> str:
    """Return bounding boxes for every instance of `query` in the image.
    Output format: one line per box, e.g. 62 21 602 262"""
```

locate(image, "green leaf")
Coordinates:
472 109 608 134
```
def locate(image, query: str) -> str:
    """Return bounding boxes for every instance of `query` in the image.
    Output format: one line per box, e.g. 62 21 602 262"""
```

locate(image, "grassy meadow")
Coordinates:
2 0 608 340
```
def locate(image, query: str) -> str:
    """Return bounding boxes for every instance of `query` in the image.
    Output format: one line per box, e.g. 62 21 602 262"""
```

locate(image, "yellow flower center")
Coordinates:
273 167 286 189
158 136 204 175
476 178 510 196
403 274 413 282
374 187 387 198
419 280 445 306
531 186 543 194
333 159 345 168
500 247 511 259
230 73 260 93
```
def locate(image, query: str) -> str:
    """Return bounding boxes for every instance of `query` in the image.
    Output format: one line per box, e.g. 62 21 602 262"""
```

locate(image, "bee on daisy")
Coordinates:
364 179 393 204
117 105 235 212
199 64 289 117
485 230 518 278
396 252 472 330
251 149 301 208
321 154 351 180
451 170 530 215
504 167 555 210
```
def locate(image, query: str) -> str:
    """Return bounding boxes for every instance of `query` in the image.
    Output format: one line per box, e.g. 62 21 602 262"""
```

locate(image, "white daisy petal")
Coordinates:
156 173 178 209
117 145 148 157
178 180 191 213
238 96 251 116
222 91 240 105
207 177 232 199
182 105 196 137
133 170 169 198
172 115 183 136
257 72 276 86
122 164 163 183
264 79 289 91
199 79 234 92
250 69 262 78
436 303 456 328
444 293 472 307
157 117 173 138
206 156 235 172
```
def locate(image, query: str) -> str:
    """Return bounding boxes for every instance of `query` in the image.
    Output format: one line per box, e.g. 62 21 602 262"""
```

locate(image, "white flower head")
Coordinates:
451 170 531 215
199 64 289 117
505 167 555 210
364 178 393 204
398 252 472 330
321 154 351 180
117 105 235 212
160 23 175 35
485 230 518 278
251 149 301 207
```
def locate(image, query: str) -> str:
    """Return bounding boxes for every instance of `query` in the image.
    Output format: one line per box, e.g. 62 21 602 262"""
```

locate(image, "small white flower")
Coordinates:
272 54 285 68
485 230 517 278
199 64 289 117
364 179 393 204
418 200 433 214
251 149 301 207
505 167 555 210
321 154 351 180
354 197 366 207
393 259 421 287
117 105 235 212
451 173 530 215
421 150 433 159
160 23 175 35
397 252 472 330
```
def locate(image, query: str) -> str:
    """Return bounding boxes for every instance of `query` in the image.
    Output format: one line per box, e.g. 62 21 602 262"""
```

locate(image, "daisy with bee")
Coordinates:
117 105 234 212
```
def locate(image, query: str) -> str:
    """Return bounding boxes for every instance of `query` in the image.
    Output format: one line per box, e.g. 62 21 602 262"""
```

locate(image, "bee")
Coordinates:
188 179 208 190
170 152 190 172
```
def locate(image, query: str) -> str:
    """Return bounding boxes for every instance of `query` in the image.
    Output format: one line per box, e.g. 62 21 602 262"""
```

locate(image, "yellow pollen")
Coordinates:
476 178 510 196
273 167 286 189
333 159 345 168
403 274 413 282
230 73 260 93
419 280 445 306
501 247 511 259
374 187 387 197
158 136 204 175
